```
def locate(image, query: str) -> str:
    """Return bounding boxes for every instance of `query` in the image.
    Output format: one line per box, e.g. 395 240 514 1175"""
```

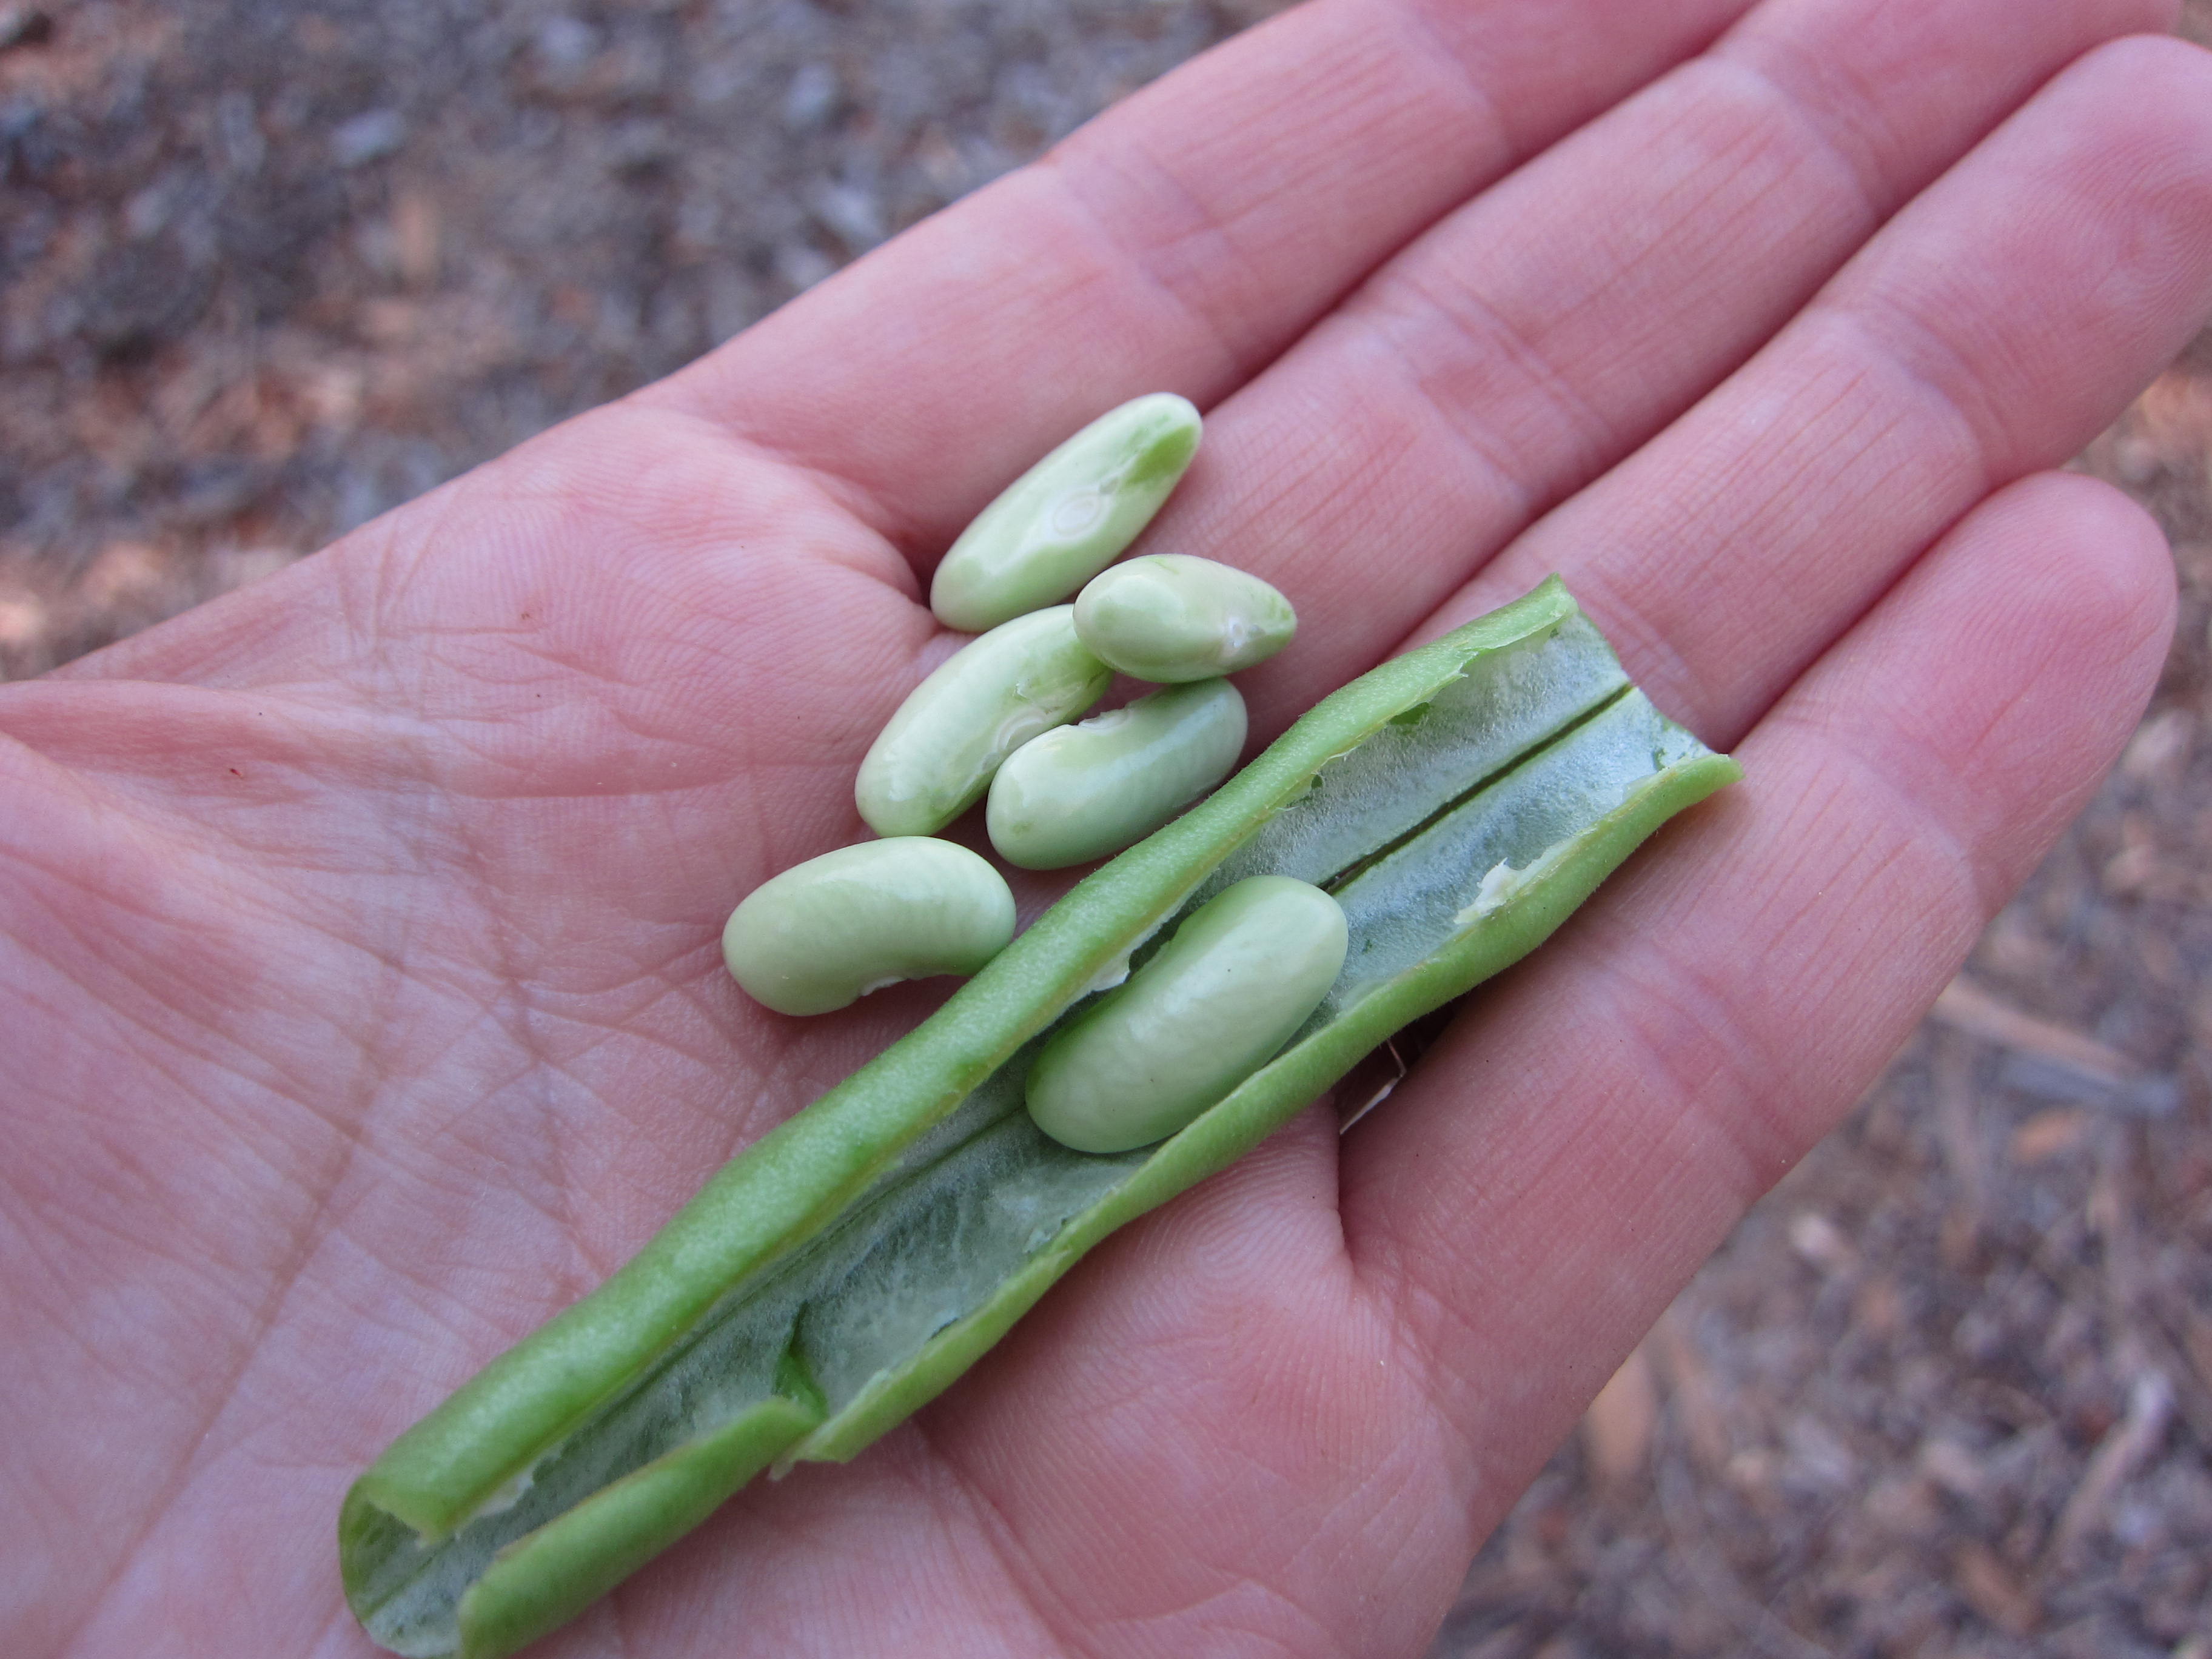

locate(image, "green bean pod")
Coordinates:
341 578 1741 1659
986 679 1247 870
928 393 1204 632
855 606 1112 837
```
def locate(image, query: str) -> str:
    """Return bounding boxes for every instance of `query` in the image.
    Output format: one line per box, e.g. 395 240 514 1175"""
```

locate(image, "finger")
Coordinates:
646 0 1755 545
1341 471 2175 1512
1142 0 2178 734
1446 32 2212 745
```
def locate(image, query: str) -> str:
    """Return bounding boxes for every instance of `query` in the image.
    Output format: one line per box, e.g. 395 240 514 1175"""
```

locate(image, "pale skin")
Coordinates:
6 0 2211 1654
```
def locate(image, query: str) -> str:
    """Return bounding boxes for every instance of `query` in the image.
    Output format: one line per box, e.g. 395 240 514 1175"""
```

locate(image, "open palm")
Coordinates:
8 1 2211 1655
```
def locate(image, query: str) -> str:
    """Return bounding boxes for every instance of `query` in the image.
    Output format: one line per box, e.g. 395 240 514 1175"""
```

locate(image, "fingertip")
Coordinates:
1780 465 2176 910
1951 468 2176 695
2055 32 2212 200
2074 27 2212 96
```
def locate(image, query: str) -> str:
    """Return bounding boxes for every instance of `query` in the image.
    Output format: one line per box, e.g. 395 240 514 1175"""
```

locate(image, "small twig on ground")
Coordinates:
2048 1366 2176 1566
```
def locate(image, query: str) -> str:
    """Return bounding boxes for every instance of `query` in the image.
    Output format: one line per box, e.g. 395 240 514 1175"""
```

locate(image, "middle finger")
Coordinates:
1456 31 2212 747
1150 0 2169 733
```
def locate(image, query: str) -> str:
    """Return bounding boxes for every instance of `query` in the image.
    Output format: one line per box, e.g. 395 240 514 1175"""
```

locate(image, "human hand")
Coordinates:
7 1 2210 1654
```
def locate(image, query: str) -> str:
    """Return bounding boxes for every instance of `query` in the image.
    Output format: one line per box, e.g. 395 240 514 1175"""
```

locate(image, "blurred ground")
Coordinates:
2 3 2208 1655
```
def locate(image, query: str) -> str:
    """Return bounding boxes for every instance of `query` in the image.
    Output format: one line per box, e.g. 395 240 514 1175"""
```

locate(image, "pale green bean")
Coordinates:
1073 554 1296 682
722 839 1016 1016
856 606 1111 837
986 679 1246 870
1025 875 1347 1153
929 394 1202 632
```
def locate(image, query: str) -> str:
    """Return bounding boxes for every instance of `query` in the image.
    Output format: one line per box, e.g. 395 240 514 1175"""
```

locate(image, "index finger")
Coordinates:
643 0 1750 550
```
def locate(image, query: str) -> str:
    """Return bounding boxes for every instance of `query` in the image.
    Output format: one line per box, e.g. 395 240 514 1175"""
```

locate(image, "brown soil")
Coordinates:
3 4 2207 1655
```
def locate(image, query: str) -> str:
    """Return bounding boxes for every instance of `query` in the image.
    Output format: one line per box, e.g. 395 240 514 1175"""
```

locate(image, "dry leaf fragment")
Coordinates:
1651 1310 1731 1473
2050 1369 2176 1562
1932 977 2136 1087
2009 1107 2093 1165
1581 1341 1658 1487
1952 1540 2042 1635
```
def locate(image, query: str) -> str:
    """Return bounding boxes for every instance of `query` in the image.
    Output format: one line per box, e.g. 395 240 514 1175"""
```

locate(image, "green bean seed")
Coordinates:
987 679 1247 871
928 393 1203 633
1073 554 1297 682
856 606 1112 837
1025 875 1348 1154
722 838 1016 1016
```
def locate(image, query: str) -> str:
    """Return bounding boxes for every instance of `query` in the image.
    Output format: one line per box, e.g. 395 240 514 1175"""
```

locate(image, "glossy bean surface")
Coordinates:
1025 875 1347 1153
928 394 1202 632
987 679 1246 870
1073 554 1296 682
722 839 1016 1016
856 606 1111 837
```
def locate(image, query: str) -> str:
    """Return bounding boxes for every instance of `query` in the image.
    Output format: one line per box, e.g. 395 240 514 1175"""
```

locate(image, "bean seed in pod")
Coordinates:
1025 874 1347 1153
856 606 1112 838
987 679 1247 870
722 838 1016 1016
1073 554 1296 682
928 394 1202 633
